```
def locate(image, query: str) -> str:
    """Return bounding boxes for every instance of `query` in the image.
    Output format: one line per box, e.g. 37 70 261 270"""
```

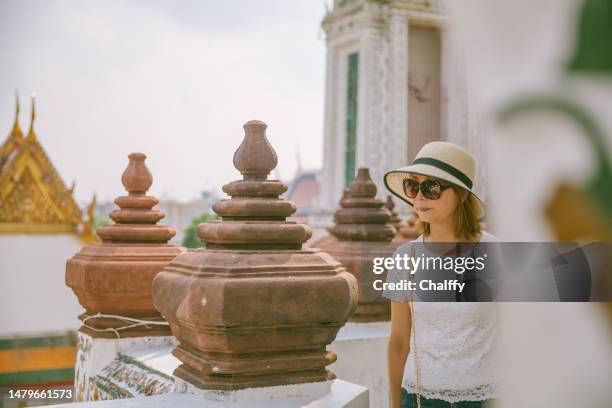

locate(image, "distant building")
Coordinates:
0 95 95 390
284 169 320 223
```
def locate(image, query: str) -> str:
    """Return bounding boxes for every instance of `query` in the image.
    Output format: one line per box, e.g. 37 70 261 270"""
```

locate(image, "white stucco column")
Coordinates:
320 42 340 211
386 11 410 208
357 7 387 198
443 27 489 204
320 10 362 211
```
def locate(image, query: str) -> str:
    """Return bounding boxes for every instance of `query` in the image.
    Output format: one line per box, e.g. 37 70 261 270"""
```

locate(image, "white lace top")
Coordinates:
383 231 500 402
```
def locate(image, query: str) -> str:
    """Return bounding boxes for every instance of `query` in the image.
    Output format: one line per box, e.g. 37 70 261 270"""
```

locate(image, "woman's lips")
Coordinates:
416 207 431 212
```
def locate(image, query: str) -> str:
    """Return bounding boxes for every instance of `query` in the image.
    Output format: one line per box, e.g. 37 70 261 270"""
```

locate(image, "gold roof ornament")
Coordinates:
0 92 24 167
11 91 23 139
0 93 96 239
26 92 37 142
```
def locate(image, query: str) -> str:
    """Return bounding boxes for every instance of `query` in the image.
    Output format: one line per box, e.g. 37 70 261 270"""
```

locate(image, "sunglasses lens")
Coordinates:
422 180 442 199
403 179 419 198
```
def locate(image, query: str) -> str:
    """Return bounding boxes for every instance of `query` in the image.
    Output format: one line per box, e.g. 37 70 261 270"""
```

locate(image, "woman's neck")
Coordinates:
424 226 458 243
424 213 459 242
424 217 482 243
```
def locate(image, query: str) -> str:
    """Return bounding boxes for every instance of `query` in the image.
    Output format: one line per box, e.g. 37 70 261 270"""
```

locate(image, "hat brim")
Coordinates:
383 163 486 221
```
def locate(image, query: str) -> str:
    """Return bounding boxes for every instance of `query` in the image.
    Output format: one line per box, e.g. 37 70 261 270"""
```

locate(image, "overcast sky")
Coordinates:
0 0 329 203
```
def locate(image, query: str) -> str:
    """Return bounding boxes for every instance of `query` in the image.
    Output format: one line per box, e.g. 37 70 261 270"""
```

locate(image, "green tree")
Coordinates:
93 215 113 232
182 212 220 248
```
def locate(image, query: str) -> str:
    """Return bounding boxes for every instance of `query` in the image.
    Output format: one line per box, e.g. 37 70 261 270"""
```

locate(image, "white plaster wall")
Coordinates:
447 0 587 241
329 322 390 408
0 234 83 335
442 28 490 208
406 25 442 160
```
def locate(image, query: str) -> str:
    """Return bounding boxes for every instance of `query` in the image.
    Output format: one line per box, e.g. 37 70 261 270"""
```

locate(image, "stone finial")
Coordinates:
199 121 310 249
153 120 358 390
349 167 377 197
385 195 403 230
96 154 173 243
66 153 185 338
122 152 153 195
233 120 278 180
329 167 395 241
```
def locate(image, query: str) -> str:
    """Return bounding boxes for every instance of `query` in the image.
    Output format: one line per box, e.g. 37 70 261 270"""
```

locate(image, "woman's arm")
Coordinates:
388 300 412 408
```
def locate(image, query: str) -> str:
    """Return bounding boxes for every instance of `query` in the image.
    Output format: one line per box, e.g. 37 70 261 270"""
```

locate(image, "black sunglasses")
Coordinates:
402 178 452 200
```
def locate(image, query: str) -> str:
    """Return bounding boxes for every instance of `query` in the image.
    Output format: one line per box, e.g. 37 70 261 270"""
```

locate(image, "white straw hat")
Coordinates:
383 141 486 220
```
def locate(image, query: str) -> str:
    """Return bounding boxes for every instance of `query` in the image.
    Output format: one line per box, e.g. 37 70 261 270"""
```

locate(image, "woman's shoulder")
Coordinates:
397 232 497 245
405 233 497 242
402 234 424 247
392 235 423 255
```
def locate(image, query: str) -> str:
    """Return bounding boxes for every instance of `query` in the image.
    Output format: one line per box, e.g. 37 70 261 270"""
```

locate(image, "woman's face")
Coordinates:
408 174 459 225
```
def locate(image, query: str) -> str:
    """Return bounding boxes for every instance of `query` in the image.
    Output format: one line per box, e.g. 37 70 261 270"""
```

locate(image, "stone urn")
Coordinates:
316 167 398 322
66 153 185 338
152 120 358 390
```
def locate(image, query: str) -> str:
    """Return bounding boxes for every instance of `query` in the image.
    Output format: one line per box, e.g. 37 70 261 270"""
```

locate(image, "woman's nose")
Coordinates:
415 188 426 201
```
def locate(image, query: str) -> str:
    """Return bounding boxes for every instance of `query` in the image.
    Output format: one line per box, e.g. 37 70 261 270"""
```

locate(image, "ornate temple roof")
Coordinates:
0 94 95 238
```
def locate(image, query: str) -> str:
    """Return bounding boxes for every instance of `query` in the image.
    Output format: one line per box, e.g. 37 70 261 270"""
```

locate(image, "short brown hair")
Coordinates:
420 184 481 241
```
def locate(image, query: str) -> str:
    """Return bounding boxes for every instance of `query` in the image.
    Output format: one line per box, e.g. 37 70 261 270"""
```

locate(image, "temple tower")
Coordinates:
318 0 487 214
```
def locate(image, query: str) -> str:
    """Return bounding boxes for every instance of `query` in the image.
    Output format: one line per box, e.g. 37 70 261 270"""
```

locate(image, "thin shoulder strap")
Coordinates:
409 243 422 408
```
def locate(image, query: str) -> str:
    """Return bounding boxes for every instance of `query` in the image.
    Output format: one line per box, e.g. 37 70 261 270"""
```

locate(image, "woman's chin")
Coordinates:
417 211 434 223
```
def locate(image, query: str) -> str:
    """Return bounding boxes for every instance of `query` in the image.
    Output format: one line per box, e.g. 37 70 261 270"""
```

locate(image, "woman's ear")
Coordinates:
458 189 468 203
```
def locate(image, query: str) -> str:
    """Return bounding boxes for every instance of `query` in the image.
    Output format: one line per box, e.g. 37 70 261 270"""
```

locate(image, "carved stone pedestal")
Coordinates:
316 168 399 322
153 120 358 390
66 153 185 338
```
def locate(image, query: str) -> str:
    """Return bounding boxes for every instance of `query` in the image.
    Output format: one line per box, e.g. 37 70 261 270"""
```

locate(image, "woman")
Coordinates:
382 141 499 408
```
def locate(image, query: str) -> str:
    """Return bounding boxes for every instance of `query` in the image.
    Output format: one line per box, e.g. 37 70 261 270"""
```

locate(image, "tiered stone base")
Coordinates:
173 344 336 390
315 239 399 322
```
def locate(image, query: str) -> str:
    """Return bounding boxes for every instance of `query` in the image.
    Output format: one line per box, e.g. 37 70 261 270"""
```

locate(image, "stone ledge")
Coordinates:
75 333 178 401
71 333 369 407
334 321 391 341
45 379 368 407
329 322 390 408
